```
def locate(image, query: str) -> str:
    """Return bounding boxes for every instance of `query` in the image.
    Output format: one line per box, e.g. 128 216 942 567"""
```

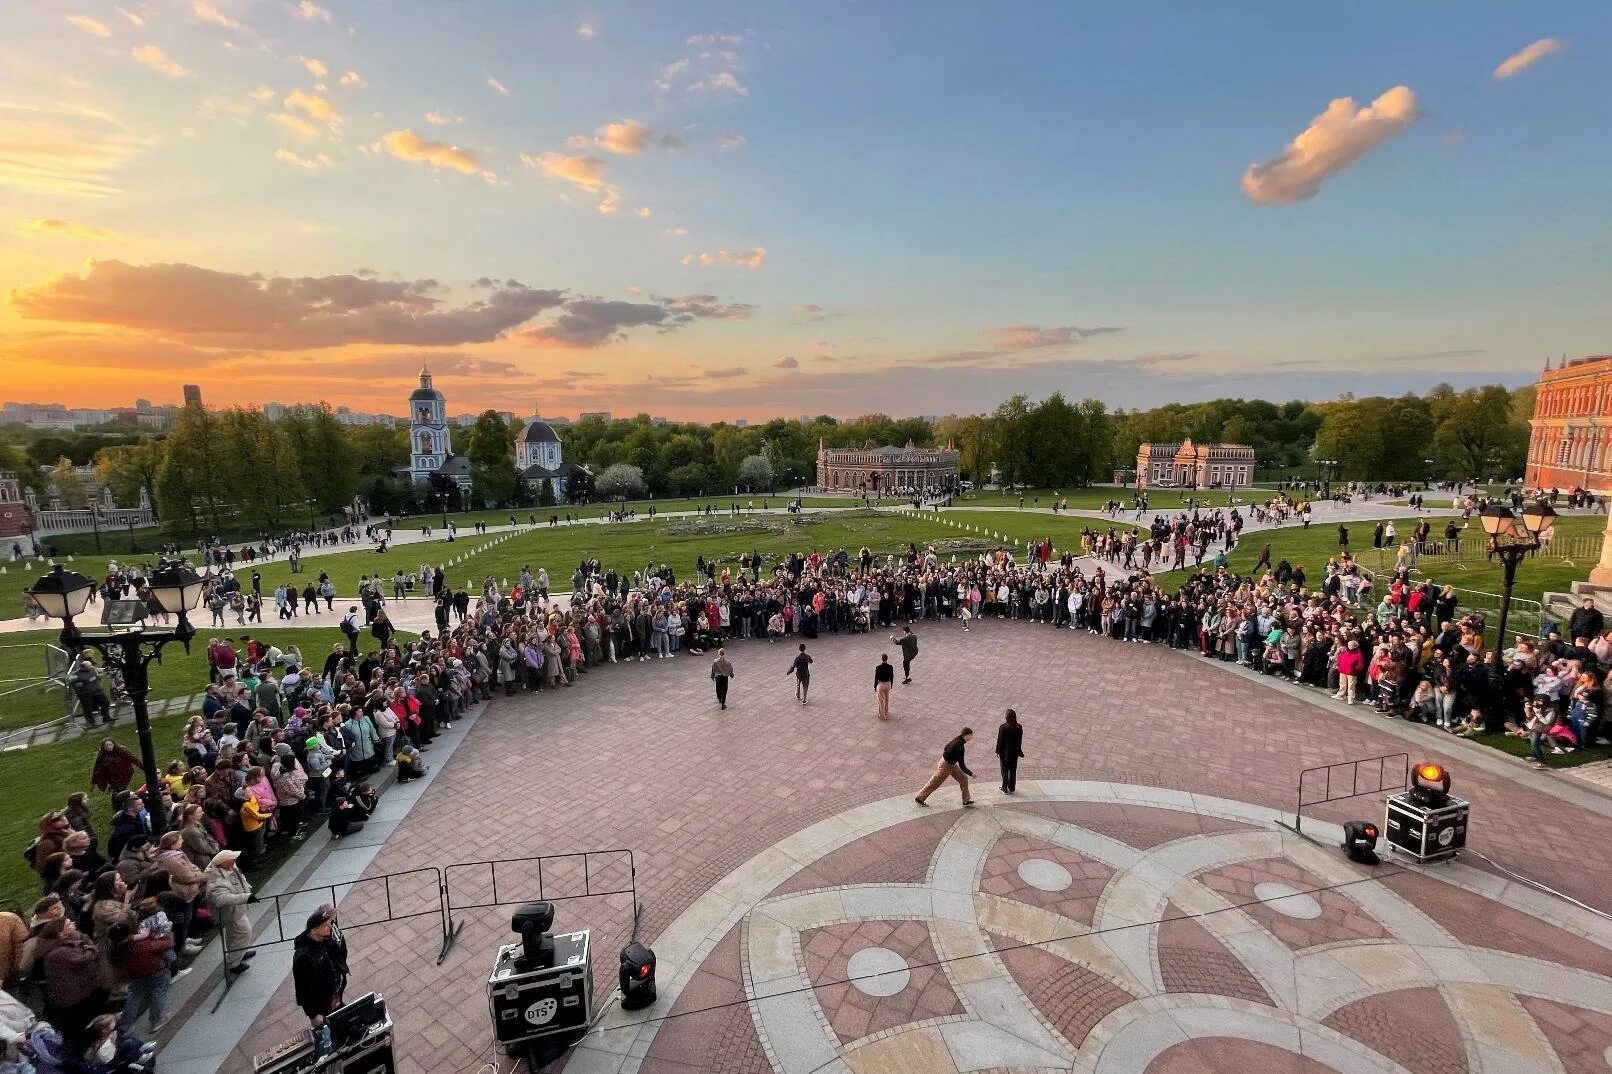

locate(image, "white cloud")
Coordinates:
0 101 153 197
297 56 327 77
687 33 744 47
250 84 276 101
64 75 93 90
116 6 144 27
339 70 366 88
1241 86 1419 204
593 119 651 155
485 74 509 96
1494 38 1564 80
424 110 460 125
634 207 652 218
293 0 331 23
681 247 766 269
274 148 331 170
664 226 687 238
691 71 747 96
68 14 111 37
773 355 798 369
653 60 688 95
717 129 746 149
192 1 238 29
577 21 596 38
132 45 189 77
597 188 621 215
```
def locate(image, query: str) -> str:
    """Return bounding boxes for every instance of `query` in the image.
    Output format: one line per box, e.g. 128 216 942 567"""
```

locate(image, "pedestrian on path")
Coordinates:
893 626 919 684
995 710 1024 794
710 648 734 710
874 653 894 720
340 607 360 654
915 727 975 807
786 643 813 705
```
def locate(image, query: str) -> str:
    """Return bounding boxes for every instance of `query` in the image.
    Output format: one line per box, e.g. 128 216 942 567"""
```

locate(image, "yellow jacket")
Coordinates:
240 793 270 833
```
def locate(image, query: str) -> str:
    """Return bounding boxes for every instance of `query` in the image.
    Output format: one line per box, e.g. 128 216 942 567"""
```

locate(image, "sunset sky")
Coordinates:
2 1 1608 421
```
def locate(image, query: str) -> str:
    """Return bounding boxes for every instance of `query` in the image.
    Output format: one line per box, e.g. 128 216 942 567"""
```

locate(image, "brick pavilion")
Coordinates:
815 440 960 493
1135 439 1255 489
1526 353 1612 494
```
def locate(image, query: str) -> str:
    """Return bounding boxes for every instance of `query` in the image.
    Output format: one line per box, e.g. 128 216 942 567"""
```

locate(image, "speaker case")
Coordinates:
488 930 595 1050
1384 791 1468 863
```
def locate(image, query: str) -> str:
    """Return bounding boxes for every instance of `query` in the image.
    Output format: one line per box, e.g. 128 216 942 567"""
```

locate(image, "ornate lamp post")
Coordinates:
29 559 204 837
1478 501 1556 673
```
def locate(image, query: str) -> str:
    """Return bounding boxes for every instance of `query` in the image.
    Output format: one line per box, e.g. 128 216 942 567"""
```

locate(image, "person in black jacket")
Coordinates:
293 908 347 1053
873 654 895 720
1569 597 1604 646
994 710 1025 794
914 728 974 807
893 627 919 683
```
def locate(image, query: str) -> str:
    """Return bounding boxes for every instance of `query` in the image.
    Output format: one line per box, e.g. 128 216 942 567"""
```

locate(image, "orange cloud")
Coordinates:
338 70 366 88
191 1 238 29
293 0 331 23
375 129 490 179
297 56 327 78
285 90 339 124
274 149 332 170
21 218 128 242
680 247 767 269
1241 86 1418 204
9 261 566 349
132 44 189 77
268 111 322 139
0 102 151 197
67 14 111 38
594 120 651 155
522 151 607 191
1494 38 1564 79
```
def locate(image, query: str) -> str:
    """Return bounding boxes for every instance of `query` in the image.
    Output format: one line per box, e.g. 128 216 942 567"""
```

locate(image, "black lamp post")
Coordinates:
1479 500 1556 673
29 559 204 838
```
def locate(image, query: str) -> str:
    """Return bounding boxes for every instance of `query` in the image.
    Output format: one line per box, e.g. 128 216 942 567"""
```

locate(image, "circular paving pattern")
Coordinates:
1252 880 1323 919
845 945 911 997
580 781 1612 1074
1017 856 1075 892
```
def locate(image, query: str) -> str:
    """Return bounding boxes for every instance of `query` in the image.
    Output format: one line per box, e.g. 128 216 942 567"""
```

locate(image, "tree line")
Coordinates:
0 379 1529 540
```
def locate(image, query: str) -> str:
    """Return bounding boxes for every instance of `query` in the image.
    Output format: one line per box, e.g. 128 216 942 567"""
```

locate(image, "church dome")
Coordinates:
519 418 561 444
409 365 444 403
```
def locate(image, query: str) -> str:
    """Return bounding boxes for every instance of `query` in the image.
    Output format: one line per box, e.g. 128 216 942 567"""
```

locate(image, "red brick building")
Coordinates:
1526 354 1612 493
1135 439 1255 489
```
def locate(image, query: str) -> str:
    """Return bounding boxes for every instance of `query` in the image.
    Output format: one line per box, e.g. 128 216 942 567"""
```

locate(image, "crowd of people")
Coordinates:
7 489 1607 1069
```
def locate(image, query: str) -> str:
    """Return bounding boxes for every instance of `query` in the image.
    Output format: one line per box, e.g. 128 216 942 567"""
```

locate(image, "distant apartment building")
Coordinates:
735 419 749 428
579 411 612 423
1527 353 1612 493
182 384 202 406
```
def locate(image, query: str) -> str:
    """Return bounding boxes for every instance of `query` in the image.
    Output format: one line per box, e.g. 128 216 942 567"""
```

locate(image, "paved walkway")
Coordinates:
162 615 1612 1074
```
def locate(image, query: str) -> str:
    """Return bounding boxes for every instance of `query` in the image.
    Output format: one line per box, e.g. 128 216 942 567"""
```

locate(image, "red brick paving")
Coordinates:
1156 900 1273 1006
1516 996 1612 1074
979 832 1115 925
768 812 956 898
633 925 768 1074
801 918 962 1043
1004 800 1259 849
1322 987 1469 1074
215 621 1612 1071
1378 870 1612 979
1146 1037 1339 1073
988 930 1134 1050
1197 857 1392 951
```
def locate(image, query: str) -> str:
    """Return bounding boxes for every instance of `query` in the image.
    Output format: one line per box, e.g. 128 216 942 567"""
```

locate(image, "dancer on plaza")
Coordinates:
873 653 895 720
915 727 975 807
786 643 813 705
893 625 919 684
710 648 735 710
995 709 1025 794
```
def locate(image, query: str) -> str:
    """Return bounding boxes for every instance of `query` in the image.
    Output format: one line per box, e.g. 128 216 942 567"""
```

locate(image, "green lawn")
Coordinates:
955 486 1287 511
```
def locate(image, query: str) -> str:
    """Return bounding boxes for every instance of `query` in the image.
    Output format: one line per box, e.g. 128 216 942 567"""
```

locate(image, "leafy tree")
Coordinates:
991 395 1033 486
595 463 647 499
156 406 236 537
537 477 557 507
466 411 518 506
738 453 774 492
50 457 88 508
94 441 162 517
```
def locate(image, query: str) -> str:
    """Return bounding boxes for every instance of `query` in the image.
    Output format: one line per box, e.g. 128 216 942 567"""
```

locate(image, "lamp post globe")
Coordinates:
27 564 95 624
148 559 205 618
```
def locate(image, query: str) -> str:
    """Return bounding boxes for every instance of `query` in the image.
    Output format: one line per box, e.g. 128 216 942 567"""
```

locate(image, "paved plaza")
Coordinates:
182 614 1612 1073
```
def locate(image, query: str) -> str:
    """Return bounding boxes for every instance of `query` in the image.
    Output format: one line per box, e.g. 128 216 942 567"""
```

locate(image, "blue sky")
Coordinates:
1 0 1607 418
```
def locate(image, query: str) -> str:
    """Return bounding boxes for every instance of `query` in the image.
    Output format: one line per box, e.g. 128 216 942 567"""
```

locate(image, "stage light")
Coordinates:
511 900 557 970
1342 820 1380 865
619 941 658 1010
1410 762 1451 808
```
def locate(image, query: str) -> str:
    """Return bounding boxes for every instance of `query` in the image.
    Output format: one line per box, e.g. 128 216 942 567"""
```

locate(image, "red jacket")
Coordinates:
1337 648 1366 677
91 745 140 793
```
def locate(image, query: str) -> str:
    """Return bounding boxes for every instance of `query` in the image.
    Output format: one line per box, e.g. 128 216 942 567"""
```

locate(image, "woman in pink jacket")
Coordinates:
1334 639 1367 705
